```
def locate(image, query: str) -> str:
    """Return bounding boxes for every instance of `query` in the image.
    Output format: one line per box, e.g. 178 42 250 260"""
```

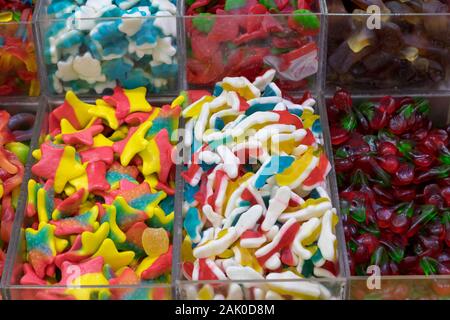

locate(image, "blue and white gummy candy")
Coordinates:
45 0 178 95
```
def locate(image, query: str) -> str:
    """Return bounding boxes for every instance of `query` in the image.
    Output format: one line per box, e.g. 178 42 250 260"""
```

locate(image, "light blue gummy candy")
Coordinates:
262 83 281 98
244 100 278 116
213 84 223 97
103 59 133 82
100 6 123 18
151 63 178 78
254 156 295 189
47 1 75 16
91 21 123 47
121 68 151 89
114 0 141 10
55 30 84 50
184 183 199 205
103 37 129 58
132 20 161 46
184 207 202 243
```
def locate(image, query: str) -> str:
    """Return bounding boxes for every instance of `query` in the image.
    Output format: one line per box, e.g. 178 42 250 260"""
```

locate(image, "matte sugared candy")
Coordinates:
328 90 450 277
181 70 340 300
44 0 178 95
186 0 321 91
327 0 449 90
21 87 180 299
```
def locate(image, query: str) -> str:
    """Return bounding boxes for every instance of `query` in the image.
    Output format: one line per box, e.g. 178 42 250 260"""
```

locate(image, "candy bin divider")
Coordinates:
33 0 50 99
317 94 350 299
317 0 329 96
3 97 179 300
178 0 188 93
0 97 45 300
175 92 347 300
36 0 183 99
324 93 450 300
323 10 450 95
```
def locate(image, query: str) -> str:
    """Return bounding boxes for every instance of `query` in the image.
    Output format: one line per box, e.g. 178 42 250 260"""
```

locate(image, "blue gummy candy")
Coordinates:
254 156 295 189
184 207 202 243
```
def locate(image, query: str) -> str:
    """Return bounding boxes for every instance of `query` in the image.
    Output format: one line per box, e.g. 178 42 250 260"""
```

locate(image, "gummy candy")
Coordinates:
186 0 321 91
0 109 35 280
327 0 449 90
328 90 450 277
19 87 180 299
43 0 178 95
181 70 340 300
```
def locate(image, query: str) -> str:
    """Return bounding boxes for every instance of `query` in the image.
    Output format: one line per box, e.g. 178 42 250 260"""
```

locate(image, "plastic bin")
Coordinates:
0 7 40 97
35 0 181 98
0 99 40 299
174 93 349 300
325 0 450 93
2 96 178 300
183 1 325 94
324 93 450 300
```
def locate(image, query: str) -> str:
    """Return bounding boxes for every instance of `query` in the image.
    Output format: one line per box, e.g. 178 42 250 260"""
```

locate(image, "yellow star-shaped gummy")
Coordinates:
92 134 114 147
119 119 153 166
124 87 152 114
89 100 120 130
92 238 135 271
79 222 110 256
138 139 160 176
66 91 96 128
54 146 87 193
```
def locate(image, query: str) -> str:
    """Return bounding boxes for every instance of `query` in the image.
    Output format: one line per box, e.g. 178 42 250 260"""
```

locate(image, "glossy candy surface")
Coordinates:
0 2 39 96
327 0 449 90
328 90 450 276
0 109 35 278
186 0 321 91
181 70 340 300
20 87 180 300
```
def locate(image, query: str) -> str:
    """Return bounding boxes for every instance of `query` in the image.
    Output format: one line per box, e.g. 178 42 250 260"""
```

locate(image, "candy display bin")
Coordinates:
173 91 350 300
0 8 40 97
325 0 450 94
0 98 41 300
35 0 182 98
183 0 326 95
324 94 450 300
1 96 180 300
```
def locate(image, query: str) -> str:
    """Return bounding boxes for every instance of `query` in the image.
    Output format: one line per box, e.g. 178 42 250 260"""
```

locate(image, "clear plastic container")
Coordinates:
183 5 324 94
2 97 178 300
325 0 450 93
324 93 450 300
35 0 181 98
0 8 40 97
0 99 40 299
174 92 349 300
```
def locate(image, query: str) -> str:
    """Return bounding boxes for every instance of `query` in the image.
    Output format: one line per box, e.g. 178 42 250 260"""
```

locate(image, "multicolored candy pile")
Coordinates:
21 87 180 300
0 110 35 278
45 0 178 95
0 2 39 96
328 90 450 276
186 0 321 91
181 70 340 300
327 0 449 89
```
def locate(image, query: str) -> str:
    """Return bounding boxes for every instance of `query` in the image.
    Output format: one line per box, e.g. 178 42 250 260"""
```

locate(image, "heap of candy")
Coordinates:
328 90 450 276
186 0 320 91
0 0 34 12
0 110 35 278
327 0 449 90
0 3 39 96
45 0 178 95
181 70 340 300
21 87 180 300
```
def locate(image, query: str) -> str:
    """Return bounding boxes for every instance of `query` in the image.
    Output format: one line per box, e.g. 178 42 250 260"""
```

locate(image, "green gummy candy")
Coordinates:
259 0 278 11
192 13 215 33
6 142 29 165
293 9 320 29
225 0 247 10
